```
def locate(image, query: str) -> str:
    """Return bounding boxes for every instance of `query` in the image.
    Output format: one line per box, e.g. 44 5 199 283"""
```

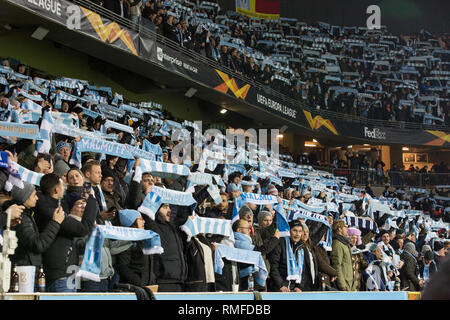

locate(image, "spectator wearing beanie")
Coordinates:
116 210 151 287
2 182 64 268
267 184 278 197
348 228 368 291
100 168 123 226
400 242 422 291
418 250 437 284
255 209 278 242
44 192 96 292
238 205 255 236
53 160 70 183
254 209 280 274
55 140 72 164
433 241 445 268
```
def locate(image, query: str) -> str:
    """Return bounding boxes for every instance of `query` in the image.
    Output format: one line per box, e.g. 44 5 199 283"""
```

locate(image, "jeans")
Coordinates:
47 277 77 293
81 279 109 292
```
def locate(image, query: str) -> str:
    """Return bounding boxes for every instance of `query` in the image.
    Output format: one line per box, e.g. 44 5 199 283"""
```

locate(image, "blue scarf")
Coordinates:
0 121 40 140
423 264 429 280
275 204 290 237
295 199 326 213
214 244 268 287
142 139 163 161
285 237 303 284
290 210 332 250
234 232 256 278
231 192 278 222
138 186 197 220
77 225 163 281
70 136 134 168
180 216 233 242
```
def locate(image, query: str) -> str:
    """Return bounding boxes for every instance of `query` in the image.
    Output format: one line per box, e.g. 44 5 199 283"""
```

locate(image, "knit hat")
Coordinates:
257 210 272 226
56 140 72 153
53 160 70 178
11 182 35 204
421 244 432 254
424 250 434 261
437 228 447 238
347 227 362 245
119 209 141 227
404 242 419 258
238 205 253 219
101 168 115 181
267 184 278 196
379 230 389 238
66 192 84 211
289 220 303 229
433 241 444 252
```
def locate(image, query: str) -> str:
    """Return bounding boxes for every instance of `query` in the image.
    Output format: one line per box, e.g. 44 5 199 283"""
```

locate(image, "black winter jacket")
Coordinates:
117 241 150 287
3 200 60 268
267 237 303 291
41 196 97 283
144 207 190 285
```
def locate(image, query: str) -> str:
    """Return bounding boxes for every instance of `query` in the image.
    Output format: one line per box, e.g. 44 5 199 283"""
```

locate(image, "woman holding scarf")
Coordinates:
348 227 368 291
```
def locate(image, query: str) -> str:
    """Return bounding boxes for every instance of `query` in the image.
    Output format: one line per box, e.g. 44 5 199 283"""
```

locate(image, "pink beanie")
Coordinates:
267 184 278 196
347 227 362 245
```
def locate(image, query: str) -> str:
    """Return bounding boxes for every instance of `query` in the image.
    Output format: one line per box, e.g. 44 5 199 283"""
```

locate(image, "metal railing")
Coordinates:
308 165 450 187
71 0 450 132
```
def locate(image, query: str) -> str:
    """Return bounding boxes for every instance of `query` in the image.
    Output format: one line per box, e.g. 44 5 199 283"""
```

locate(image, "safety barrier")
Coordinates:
1 291 420 300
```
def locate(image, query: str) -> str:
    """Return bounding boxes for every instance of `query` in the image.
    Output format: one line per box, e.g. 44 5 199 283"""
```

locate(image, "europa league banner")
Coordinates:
5 0 141 58
301 109 450 147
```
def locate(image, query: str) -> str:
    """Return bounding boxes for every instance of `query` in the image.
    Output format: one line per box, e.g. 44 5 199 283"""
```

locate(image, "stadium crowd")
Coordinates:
85 0 450 126
0 57 449 297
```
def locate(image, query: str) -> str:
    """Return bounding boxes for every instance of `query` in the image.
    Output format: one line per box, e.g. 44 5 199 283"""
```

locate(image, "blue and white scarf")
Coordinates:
233 232 257 278
70 136 134 168
295 199 326 213
104 120 134 134
4 159 44 191
290 210 332 250
285 237 303 284
214 244 268 286
231 193 278 223
51 111 79 128
140 158 189 179
275 203 290 237
0 121 40 140
186 172 222 205
180 216 233 242
142 139 163 161
77 225 163 281
138 186 197 220
35 111 55 154
137 191 162 220
409 187 428 195
21 98 42 115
